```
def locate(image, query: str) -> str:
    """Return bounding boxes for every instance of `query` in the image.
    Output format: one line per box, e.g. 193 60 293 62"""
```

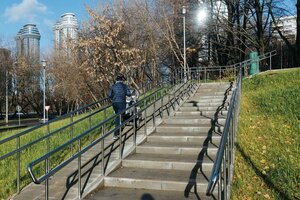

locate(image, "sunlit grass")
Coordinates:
0 107 114 199
231 68 300 199
0 83 173 199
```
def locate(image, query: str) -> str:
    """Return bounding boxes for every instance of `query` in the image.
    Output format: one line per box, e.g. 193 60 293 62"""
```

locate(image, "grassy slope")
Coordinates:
0 85 166 199
232 69 300 199
0 108 115 199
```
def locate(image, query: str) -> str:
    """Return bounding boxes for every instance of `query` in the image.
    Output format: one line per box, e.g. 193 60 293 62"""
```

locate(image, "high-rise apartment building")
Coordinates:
15 24 41 62
54 13 79 49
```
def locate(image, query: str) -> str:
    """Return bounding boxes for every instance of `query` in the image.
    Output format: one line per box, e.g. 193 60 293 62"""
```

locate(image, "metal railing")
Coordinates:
174 50 277 83
27 80 197 199
205 67 241 199
0 97 111 194
205 51 276 199
3 50 277 199
0 78 163 198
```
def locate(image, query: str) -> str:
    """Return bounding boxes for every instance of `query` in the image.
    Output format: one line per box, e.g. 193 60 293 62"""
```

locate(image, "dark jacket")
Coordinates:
108 81 131 103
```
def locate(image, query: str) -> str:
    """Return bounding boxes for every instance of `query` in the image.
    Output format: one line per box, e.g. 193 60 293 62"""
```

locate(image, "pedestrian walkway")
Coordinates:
12 82 232 200
84 82 232 200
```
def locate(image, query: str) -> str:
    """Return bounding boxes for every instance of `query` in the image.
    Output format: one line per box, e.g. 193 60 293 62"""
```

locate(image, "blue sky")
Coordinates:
0 0 297 53
0 0 106 52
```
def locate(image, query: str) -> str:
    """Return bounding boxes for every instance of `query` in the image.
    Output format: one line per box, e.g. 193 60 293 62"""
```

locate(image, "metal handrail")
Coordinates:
0 97 110 146
205 51 276 199
27 81 195 188
0 78 164 196
206 69 241 196
0 80 163 148
0 103 110 161
9 50 277 199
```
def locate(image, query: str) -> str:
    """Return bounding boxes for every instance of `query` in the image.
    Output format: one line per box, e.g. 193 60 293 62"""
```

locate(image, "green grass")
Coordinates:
231 68 300 199
0 107 115 199
0 84 173 199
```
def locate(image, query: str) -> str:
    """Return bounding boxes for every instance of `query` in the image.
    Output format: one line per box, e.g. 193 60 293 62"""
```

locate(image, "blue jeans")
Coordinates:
112 102 126 136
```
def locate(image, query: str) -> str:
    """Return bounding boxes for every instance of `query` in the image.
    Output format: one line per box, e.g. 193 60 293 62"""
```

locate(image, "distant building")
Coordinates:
54 13 79 50
15 24 41 62
272 15 297 41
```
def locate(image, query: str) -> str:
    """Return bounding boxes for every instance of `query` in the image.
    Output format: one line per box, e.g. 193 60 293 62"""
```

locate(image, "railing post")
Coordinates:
269 52 272 70
133 109 137 147
119 114 122 160
101 126 105 176
144 99 147 136
218 172 222 199
47 123 50 153
16 136 20 194
233 65 236 81
71 114 74 155
45 122 50 200
161 89 164 118
78 139 82 199
223 154 227 200
153 95 156 127
204 67 207 83
45 159 49 200
89 115 92 143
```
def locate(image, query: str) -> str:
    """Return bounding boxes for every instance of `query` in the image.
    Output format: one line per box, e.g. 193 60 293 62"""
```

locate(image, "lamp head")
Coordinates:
182 6 187 14
41 60 47 68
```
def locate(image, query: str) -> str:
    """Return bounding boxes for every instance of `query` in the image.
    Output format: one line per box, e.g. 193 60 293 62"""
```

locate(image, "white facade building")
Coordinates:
272 15 297 40
54 13 79 49
15 24 41 62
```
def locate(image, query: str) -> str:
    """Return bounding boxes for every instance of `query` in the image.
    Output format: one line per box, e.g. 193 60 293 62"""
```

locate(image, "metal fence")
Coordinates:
0 79 163 198
27 81 197 199
205 51 276 199
2 50 277 199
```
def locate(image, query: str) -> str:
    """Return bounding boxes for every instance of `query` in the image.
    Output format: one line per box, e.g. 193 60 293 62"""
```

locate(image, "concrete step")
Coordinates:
194 91 231 96
104 167 211 193
186 98 229 103
150 130 222 137
175 110 228 117
147 134 221 144
155 124 224 133
195 88 230 93
122 153 214 171
85 187 213 200
198 82 231 87
163 117 225 125
195 88 229 91
178 106 228 112
182 101 229 107
171 115 226 120
190 95 231 100
136 141 219 156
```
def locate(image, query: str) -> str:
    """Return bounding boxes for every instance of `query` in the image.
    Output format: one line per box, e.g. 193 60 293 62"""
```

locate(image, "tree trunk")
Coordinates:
254 0 265 56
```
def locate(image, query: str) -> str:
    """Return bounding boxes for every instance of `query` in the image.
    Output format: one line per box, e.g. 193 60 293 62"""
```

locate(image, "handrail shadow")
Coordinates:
59 84 197 198
184 82 233 199
60 126 136 199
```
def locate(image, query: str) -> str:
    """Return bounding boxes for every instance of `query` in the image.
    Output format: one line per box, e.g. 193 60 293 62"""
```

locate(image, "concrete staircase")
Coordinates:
85 82 232 200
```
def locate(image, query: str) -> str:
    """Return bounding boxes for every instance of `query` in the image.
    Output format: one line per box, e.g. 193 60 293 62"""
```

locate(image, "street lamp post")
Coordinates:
281 41 283 69
182 6 187 83
41 60 47 123
5 65 8 125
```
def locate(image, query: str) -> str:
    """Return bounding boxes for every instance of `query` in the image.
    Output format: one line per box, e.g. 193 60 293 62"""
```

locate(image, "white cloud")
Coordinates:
4 0 47 22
